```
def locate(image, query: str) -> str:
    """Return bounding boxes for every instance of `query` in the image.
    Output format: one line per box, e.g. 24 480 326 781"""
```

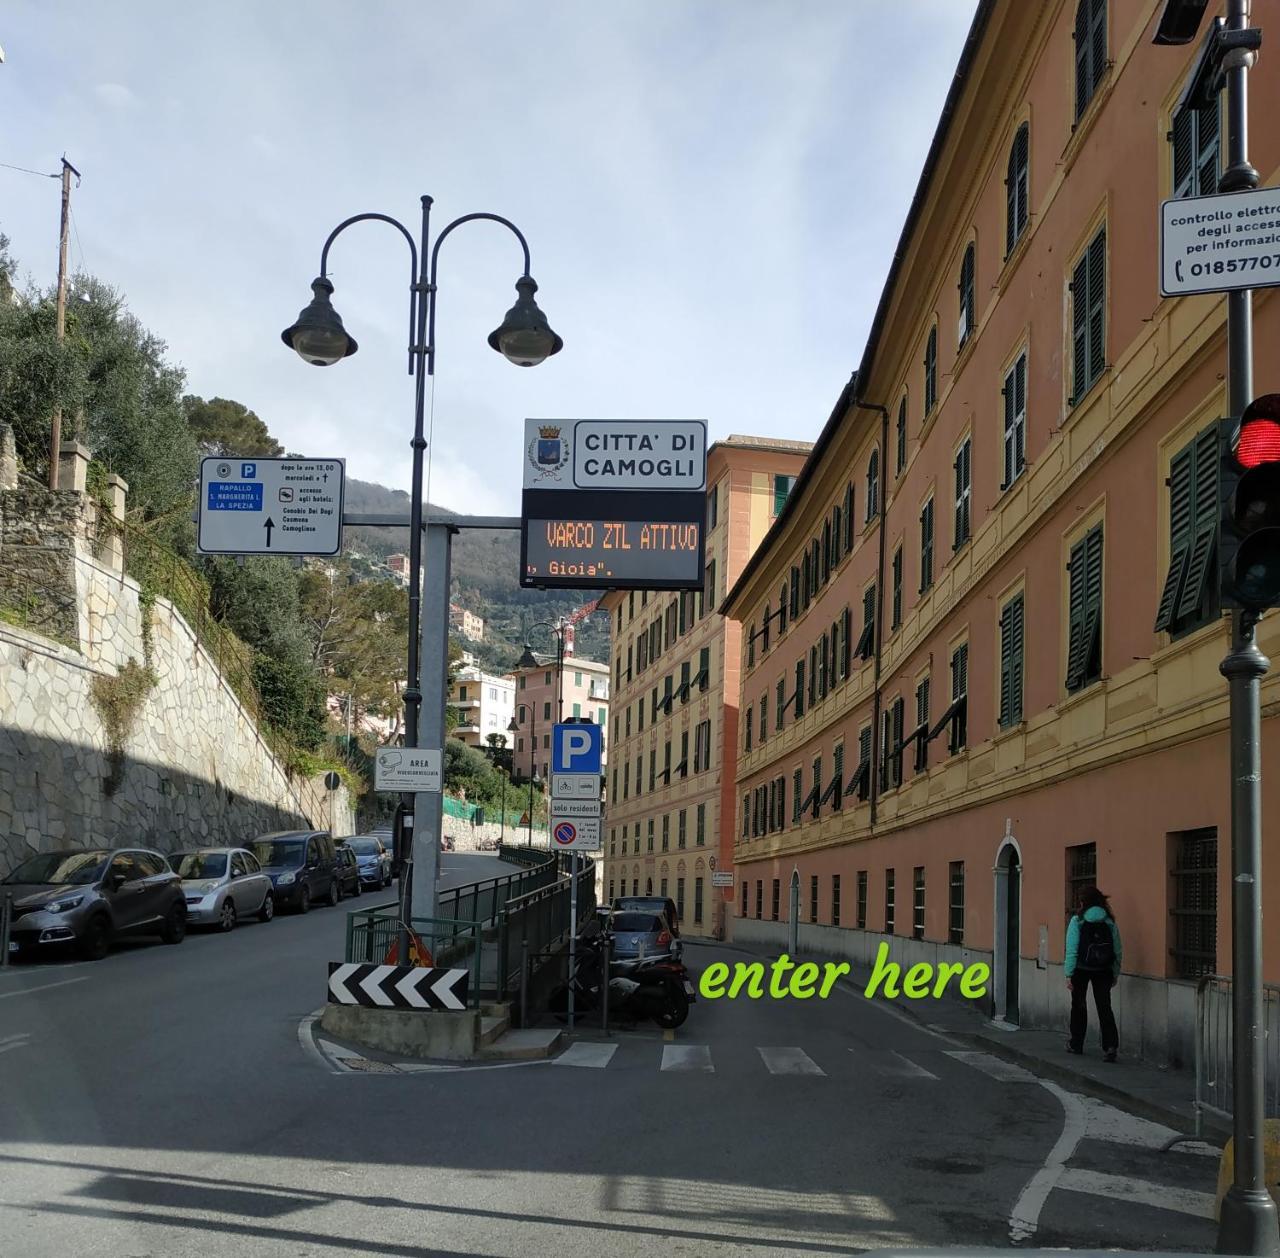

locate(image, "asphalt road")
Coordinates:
0 854 1219 1257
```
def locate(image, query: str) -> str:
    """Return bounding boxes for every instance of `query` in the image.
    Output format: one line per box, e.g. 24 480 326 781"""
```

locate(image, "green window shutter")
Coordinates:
1154 446 1194 631
920 499 934 590
842 606 853 676
1066 535 1089 689
1177 425 1221 623
1086 229 1106 392
843 484 854 550
1071 254 1089 404
1011 594 1025 725
896 398 907 473
1006 124 1029 256
1197 98 1220 195
999 602 1014 727
1172 104 1195 199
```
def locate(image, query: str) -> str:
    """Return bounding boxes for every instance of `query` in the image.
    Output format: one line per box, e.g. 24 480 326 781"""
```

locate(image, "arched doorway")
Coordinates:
788 870 801 954
993 839 1022 1024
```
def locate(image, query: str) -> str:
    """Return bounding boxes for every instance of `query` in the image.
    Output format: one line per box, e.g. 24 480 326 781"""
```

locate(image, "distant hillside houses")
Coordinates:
450 604 484 641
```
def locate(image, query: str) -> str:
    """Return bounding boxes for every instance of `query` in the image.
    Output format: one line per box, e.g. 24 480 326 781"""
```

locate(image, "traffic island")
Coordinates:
319 1004 479 1061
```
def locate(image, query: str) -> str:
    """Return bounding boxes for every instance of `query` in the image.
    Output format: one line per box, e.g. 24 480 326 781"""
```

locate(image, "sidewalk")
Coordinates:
708 936 1221 1144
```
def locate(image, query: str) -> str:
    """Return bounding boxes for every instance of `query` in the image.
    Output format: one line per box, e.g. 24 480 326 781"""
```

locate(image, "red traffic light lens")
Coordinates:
1237 418 1280 470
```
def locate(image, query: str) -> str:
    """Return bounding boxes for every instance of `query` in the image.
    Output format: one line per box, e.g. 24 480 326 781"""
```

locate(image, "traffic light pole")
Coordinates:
1216 3 1278 1252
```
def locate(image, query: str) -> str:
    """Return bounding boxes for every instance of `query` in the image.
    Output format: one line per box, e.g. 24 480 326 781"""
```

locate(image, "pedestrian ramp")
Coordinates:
548 1041 1016 1079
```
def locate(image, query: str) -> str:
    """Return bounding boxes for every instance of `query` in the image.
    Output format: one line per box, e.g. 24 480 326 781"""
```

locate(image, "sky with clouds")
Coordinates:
2 1 978 515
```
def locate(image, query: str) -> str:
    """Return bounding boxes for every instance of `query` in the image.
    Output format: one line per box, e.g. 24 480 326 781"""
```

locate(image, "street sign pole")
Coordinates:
569 850 578 1031
1213 5 1278 1254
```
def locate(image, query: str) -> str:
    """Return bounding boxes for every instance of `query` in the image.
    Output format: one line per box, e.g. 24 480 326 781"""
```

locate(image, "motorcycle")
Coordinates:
548 933 693 1029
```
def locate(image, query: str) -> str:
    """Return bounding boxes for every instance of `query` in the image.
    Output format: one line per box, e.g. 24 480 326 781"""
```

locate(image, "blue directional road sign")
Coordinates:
551 722 603 775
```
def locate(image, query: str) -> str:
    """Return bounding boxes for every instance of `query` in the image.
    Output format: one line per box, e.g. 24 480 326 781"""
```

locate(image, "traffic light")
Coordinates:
1220 395 1280 611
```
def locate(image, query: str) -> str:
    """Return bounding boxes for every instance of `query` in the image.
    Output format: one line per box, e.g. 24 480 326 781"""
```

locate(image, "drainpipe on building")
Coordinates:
854 399 891 827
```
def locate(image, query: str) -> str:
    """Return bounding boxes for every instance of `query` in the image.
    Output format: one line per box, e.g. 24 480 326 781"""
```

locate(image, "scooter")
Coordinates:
548 933 692 1029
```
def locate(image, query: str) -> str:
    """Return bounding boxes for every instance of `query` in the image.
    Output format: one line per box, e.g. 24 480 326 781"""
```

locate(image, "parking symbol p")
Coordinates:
552 722 602 774
241 462 257 478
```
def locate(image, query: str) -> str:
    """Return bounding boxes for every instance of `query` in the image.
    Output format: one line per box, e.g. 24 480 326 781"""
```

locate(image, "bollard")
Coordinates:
520 937 529 1030
602 931 611 1036
0 892 11 968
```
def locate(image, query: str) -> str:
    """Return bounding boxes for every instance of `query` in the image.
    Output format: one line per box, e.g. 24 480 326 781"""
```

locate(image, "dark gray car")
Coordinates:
608 910 679 961
250 831 340 913
3 847 187 960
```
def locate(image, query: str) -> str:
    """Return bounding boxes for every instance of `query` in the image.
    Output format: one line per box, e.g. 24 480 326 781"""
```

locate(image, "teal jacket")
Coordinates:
1065 906 1122 979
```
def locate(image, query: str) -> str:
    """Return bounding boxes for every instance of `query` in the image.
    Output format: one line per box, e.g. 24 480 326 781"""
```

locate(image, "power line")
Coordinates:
0 159 59 179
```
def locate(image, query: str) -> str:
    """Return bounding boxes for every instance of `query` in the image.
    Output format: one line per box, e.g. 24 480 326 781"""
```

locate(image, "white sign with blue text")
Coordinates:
197 456 344 556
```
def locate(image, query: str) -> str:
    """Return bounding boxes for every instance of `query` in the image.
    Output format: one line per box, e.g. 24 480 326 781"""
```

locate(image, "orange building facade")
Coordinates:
723 0 1280 1065
601 437 811 938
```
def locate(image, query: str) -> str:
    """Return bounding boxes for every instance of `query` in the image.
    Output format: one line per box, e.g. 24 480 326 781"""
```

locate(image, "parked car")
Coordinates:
342 835 392 890
174 847 274 930
608 909 680 961
2 847 187 960
612 896 683 957
249 830 340 913
334 844 362 899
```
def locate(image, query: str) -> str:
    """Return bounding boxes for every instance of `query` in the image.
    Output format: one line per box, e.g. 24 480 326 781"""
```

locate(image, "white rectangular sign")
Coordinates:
551 772 600 800
1160 187 1280 296
523 419 707 492
549 814 602 851
711 871 735 887
197 456 344 556
547 797 602 819
375 748 442 793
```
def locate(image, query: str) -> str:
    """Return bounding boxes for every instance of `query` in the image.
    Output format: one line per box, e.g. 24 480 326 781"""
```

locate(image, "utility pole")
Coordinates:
48 156 80 489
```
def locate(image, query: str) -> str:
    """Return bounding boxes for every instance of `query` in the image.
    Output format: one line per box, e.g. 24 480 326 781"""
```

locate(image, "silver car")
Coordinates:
175 847 274 931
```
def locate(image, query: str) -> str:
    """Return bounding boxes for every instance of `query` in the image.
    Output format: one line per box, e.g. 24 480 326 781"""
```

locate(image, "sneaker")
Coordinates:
1066 1043 1083 1055
1103 1050 1117 1063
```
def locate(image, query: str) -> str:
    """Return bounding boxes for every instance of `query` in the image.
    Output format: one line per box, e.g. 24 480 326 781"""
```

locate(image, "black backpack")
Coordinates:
1077 917 1115 971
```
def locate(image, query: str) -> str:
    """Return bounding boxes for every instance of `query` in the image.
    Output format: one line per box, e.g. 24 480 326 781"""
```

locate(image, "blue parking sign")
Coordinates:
551 722 603 774
241 462 257 478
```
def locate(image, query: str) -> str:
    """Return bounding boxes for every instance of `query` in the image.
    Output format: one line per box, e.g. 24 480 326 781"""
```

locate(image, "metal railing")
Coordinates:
1191 973 1280 1135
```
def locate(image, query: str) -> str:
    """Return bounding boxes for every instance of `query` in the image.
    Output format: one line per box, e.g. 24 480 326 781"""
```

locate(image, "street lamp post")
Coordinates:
514 703 538 846
283 197 561 960
520 622 568 724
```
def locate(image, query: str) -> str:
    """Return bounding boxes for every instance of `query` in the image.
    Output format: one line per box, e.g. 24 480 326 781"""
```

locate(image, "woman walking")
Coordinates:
1065 886 1122 1061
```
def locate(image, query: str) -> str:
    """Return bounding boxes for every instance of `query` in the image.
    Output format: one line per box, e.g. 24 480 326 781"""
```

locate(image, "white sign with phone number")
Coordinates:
1160 187 1280 296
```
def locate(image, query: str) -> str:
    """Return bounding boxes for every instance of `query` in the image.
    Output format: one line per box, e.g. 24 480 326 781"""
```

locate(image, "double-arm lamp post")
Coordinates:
282 196 561 957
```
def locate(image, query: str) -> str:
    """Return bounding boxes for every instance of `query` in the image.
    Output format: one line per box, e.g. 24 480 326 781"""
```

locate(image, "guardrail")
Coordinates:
1192 973 1280 1136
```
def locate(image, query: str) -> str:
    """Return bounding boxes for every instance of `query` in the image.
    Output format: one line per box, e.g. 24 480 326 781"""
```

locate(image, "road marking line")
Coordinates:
661 1044 713 1072
0 1032 29 1046
1056 1167 1215 1218
554 1042 617 1068
298 1010 345 1075
759 1047 825 1076
945 1049 1039 1083
0 976 87 1000
858 1049 939 1080
829 976 961 1044
0 1039 29 1055
1008 1080 1086 1243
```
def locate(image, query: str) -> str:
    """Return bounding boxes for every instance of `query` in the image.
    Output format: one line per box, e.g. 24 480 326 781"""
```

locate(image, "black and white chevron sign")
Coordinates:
327 962 469 1011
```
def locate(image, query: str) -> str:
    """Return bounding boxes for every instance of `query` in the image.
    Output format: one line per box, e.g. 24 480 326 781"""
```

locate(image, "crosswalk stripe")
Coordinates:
661 1044 713 1072
1056 1167 1215 1219
758 1047 825 1076
555 1042 618 1069
945 1049 1038 1083
859 1049 939 1079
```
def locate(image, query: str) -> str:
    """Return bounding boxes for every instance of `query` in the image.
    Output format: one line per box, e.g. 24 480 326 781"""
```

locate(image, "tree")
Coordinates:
184 395 284 458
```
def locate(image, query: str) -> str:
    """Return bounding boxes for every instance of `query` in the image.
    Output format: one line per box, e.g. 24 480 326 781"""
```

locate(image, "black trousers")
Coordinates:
1069 970 1118 1052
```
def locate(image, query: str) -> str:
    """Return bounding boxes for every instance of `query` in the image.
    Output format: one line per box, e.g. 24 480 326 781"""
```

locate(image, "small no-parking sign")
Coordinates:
549 815 601 851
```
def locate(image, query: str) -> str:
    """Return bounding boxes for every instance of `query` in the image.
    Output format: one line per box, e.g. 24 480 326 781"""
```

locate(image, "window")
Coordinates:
1006 123 1029 257
608 879 615 901
623 761 630 799
662 814 670 851
810 755 822 821
704 559 717 611
912 867 925 940
1172 91 1220 200
891 547 903 631
1066 524 1104 693
950 642 969 752
855 726 873 802
1155 425 1219 637
699 646 711 690
647 818 654 852
708 483 719 530
855 872 867 929
774 475 795 516
958 243 975 347
1172 828 1217 978
771 879 780 922
999 594 1026 729
913 676 930 774
1066 842 1097 919
542 701 551 721
953 437 971 549
776 679 786 733
884 869 896 934
794 658 806 719
880 697 904 791
678 809 687 848
924 325 938 415
1002 352 1027 489
1074 0 1107 122
1070 226 1107 405
948 862 966 946
744 706 753 752
741 881 748 918
857 584 876 660
920 498 934 592
792 768 803 824
789 564 801 620
694 877 704 925
843 483 855 550
696 803 705 845
572 702 581 718
896 397 907 475
808 645 818 709
759 695 768 743
832 874 842 927
866 450 879 521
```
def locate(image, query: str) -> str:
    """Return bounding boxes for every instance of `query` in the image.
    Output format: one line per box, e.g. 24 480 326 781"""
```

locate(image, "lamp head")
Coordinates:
488 275 563 367
281 277 357 366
